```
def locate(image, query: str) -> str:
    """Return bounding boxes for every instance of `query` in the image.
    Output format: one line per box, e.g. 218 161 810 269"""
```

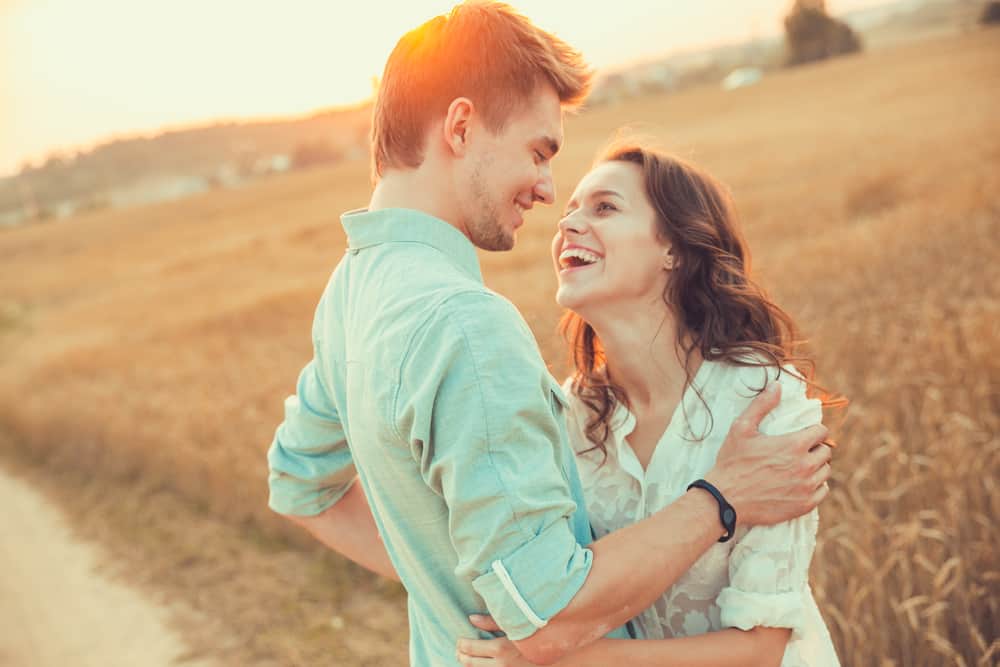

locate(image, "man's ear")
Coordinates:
442 97 475 157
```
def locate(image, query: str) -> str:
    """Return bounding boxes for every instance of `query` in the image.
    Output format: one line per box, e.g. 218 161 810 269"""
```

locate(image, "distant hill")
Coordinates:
0 104 371 224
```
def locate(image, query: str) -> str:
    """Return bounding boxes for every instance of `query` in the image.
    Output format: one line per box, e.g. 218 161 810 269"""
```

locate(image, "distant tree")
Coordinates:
784 0 862 66
42 152 68 171
981 2 1000 24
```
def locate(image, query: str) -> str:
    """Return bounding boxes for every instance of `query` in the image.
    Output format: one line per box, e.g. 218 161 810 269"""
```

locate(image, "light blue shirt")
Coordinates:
267 208 626 665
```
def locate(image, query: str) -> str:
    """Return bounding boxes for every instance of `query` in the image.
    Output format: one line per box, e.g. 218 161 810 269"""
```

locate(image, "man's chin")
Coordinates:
474 232 516 252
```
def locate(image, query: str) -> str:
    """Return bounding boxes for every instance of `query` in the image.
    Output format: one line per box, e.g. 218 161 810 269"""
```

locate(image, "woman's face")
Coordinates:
552 160 672 316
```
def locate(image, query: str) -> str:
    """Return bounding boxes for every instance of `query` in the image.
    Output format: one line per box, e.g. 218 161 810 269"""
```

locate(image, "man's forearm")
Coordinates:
514 386 830 665
552 627 789 667
514 490 722 663
283 480 400 582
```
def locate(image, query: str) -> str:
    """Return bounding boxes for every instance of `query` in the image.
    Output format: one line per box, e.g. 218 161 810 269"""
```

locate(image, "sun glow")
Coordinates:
1 0 884 175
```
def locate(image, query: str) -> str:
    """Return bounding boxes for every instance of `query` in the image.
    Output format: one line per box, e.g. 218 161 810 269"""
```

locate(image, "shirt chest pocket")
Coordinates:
548 380 570 417
546 379 574 469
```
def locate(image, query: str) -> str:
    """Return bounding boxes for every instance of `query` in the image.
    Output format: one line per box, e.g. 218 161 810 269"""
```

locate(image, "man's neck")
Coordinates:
369 169 469 240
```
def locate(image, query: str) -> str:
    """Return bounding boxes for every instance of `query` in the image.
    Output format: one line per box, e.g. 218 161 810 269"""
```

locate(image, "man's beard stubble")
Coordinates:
467 163 515 252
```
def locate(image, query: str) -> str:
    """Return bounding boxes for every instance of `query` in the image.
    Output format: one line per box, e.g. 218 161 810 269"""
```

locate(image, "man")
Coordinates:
267 3 832 665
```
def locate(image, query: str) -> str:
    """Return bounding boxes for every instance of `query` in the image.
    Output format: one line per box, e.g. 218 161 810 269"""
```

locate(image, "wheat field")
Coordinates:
1 29 998 666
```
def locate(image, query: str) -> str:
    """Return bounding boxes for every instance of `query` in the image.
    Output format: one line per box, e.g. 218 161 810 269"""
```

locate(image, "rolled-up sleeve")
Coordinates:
394 291 591 641
718 367 822 635
471 519 593 640
717 509 817 633
267 356 356 516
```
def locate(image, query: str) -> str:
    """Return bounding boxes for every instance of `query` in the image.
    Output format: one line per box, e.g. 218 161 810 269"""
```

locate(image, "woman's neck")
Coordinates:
589 305 698 412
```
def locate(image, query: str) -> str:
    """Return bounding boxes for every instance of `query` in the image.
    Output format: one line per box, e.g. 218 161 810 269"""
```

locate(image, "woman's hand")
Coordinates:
457 615 540 667
457 635 537 667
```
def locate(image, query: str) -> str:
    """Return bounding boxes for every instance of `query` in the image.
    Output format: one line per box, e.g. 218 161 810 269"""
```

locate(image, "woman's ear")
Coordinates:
662 248 677 270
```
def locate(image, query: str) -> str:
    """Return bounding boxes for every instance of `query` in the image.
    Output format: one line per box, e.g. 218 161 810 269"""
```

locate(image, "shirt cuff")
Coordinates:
267 469 354 516
471 520 593 641
718 587 806 633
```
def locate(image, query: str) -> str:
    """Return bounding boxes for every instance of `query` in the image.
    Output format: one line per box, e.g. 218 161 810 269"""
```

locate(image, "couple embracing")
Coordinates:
268 2 842 665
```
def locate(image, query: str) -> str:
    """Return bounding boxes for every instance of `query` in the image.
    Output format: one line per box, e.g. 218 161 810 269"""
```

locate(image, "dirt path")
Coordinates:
0 467 213 667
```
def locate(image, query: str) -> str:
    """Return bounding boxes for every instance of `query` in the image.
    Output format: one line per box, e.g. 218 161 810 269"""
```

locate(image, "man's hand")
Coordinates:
705 382 832 526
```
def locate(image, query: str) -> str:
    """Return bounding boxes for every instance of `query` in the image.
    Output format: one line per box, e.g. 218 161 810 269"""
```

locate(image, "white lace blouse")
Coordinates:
565 360 840 666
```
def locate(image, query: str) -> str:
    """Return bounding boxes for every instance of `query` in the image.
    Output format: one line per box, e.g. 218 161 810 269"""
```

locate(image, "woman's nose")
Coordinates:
559 210 586 235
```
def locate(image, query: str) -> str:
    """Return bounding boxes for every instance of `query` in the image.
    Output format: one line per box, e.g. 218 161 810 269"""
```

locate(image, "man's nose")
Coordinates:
533 166 555 206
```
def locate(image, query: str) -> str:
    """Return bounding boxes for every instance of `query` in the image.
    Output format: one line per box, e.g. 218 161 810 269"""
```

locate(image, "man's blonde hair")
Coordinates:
371 1 591 181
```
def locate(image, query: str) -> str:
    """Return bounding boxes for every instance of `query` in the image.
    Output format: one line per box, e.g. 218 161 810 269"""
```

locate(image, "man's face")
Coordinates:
459 85 563 251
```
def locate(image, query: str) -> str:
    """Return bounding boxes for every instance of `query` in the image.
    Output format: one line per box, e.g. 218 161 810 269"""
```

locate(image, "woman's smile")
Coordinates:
558 244 604 273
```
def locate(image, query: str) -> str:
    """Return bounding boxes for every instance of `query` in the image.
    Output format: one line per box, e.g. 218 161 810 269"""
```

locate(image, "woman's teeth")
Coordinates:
559 247 601 268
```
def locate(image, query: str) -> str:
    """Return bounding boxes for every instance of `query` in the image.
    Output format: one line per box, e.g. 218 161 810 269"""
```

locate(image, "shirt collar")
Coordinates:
341 207 483 283
606 358 718 456
608 403 638 462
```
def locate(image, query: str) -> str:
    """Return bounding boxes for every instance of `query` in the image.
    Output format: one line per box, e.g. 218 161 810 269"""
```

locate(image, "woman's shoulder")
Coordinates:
706 356 822 438
708 352 810 397
703 356 816 429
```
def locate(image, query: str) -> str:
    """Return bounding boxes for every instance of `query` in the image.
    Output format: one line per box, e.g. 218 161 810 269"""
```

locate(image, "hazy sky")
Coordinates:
1 0 884 176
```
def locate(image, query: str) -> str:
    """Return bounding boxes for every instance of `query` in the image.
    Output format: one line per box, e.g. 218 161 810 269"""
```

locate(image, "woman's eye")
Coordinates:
596 201 616 213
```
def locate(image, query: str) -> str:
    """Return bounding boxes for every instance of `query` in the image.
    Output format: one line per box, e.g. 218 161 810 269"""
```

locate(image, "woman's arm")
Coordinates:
287 479 400 581
458 621 790 667
569 629 790 667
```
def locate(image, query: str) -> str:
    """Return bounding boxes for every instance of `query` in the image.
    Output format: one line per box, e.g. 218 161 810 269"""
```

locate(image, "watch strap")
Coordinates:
687 479 737 543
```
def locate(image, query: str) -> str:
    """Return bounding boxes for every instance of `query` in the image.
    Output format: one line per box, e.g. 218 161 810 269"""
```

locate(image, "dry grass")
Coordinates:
1 29 998 666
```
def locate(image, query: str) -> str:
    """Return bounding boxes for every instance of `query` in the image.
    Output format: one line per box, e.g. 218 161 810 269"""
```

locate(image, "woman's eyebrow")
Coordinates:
590 189 624 200
562 189 625 216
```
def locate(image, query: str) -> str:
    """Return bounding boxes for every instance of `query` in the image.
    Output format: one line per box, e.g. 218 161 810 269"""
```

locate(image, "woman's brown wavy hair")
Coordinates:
561 143 844 458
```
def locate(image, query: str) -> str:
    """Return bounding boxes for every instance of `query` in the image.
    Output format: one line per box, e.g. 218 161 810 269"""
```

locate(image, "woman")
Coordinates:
457 144 843 666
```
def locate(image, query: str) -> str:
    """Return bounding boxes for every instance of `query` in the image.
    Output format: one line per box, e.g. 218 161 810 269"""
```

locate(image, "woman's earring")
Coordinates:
663 252 675 270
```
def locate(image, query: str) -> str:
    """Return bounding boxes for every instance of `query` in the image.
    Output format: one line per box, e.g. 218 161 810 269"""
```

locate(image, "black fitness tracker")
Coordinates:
687 479 737 543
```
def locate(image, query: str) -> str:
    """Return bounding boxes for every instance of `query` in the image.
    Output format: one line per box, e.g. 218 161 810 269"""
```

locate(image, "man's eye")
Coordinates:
534 150 546 163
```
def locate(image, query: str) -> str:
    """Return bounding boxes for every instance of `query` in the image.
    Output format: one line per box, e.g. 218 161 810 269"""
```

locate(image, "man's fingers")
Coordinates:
792 423 829 453
809 481 831 508
809 441 835 459
732 382 782 434
469 614 502 633
805 441 833 471
810 462 832 489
